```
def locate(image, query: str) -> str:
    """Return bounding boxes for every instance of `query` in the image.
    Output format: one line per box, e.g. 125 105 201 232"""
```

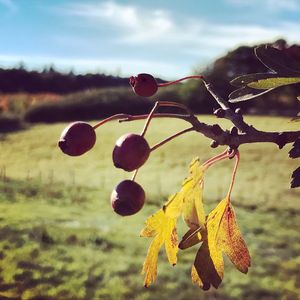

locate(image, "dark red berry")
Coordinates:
129 73 158 97
111 180 145 216
113 133 150 171
58 122 96 156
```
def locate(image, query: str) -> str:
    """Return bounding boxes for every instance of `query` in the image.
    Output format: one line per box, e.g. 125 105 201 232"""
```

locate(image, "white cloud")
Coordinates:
226 0 299 12
62 2 175 42
60 1 300 55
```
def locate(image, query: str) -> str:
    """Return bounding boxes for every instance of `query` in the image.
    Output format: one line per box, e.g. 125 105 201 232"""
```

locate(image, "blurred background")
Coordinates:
0 1 299 299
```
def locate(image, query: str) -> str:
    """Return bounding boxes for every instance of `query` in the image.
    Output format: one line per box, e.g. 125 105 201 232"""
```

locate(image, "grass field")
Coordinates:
0 116 299 300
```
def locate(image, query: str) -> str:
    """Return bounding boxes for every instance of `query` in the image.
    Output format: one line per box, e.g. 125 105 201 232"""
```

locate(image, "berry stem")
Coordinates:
141 101 194 137
202 149 231 170
226 151 240 201
119 113 190 123
141 102 160 137
131 169 138 181
93 114 131 130
202 149 228 167
93 112 192 130
150 127 194 152
157 75 204 87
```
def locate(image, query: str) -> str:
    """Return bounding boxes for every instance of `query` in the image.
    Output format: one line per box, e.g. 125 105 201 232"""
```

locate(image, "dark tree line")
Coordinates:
0 67 129 94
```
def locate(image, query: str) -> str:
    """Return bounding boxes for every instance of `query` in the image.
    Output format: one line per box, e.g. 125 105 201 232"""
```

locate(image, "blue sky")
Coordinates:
0 0 299 79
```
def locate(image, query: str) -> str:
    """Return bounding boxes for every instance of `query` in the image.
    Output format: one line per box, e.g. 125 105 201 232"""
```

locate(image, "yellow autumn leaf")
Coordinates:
141 157 206 287
207 197 251 278
192 237 223 290
191 197 250 290
140 208 178 287
164 158 206 228
178 227 202 250
217 200 251 273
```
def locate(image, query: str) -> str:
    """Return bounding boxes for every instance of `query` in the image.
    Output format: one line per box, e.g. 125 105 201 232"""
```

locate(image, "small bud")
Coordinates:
235 108 243 115
130 73 158 97
213 108 225 118
211 124 223 136
276 132 287 149
210 140 219 148
228 146 237 158
58 122 96 156
230 126 238 136
289 138 300 158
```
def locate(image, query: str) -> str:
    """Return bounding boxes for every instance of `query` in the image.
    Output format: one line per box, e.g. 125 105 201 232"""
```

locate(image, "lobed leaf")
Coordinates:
141 157 206 287
207 197 251 275
141 208 178 287
164 158 206 228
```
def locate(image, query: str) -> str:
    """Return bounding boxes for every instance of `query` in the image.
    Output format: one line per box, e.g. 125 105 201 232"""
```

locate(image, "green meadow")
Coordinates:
0 116 299 300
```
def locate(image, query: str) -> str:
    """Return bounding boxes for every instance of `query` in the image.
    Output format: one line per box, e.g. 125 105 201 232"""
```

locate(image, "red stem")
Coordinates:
158 75 204 87
150 127 194 152
93 114 130 129
227 151 240 201
202 149 230 170
141 101 193 137
131 169 138 181
140 102 159 137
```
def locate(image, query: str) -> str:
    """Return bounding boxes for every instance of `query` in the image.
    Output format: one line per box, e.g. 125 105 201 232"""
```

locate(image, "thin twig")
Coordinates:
150 127 194 152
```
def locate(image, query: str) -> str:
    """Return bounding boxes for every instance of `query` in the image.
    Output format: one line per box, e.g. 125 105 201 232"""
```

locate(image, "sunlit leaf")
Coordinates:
255 45 300 75
141 208 178 287
207 197 251 275
141 157 206 287
229 86 274 103
164 158 205 229
247 77 300 90
230 73 278 87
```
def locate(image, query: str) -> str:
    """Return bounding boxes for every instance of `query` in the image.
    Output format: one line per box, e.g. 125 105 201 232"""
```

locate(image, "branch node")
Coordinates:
228 146 238 158
213 108 226 118
230 126 238 136
211 124 223 136
235 108 243 115
210 140 219 148
276 132 288 149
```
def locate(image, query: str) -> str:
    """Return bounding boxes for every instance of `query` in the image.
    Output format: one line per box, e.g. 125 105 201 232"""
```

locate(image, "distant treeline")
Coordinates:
1 39 300 128
0 67 129 94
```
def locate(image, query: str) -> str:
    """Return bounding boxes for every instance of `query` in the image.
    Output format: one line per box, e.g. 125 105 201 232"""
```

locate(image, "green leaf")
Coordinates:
230 73 278 87
229 86 274 103
255 45 300 75
247 77 300 90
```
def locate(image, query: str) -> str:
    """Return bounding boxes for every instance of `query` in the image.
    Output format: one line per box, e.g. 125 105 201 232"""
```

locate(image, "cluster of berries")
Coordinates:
58 74 159 216
58 73 204 216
